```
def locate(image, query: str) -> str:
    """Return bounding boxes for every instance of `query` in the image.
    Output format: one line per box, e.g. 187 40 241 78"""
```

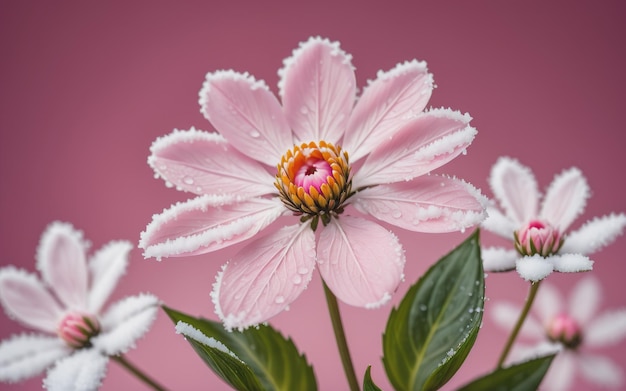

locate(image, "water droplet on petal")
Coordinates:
292 275 302 284
275 296 285 304
298 267 309 274
183 176 194 185
250 130 261 138
300 106 309 115
392 210 402 218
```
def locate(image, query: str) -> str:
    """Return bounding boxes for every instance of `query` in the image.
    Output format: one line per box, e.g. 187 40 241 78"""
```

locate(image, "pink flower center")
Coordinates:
514 219 563 257
294 157 333 193
547 313 583 349
57 312 101 349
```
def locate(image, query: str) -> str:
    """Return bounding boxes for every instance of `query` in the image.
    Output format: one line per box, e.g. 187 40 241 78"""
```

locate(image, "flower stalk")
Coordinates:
496 281 542 368
323 280 360 391
112 354 168 391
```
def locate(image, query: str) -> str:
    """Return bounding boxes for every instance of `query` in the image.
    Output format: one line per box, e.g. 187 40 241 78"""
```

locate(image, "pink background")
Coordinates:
1 1 625 390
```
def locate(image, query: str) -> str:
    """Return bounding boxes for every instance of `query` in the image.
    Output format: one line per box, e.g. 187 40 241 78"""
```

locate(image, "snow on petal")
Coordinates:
94 293 159 356
87 241 131 314
482 247 518 272
354 108 476 188
343 59 433 162
515 255 553 281
568 275 601 325
491 302 544 339
279 36 356 144
560 213 626 255
0 267 63 333
578 354 625 388
481 203 518 239
139 195 283 260
585 309 626 347
211 224 316 331
175 321 241 360
317 216 405 308
148 127 276 197
43 349 108 391
199 70 293 164
488 157 539 226
352 175 486 233
540 167 589 232
550 253 593 273
0 334 70 383
36 222 88 310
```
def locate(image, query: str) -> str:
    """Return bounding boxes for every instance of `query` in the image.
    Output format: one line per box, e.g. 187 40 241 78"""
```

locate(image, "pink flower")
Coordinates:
0 222 159 391
492 276 626 390
139 36 486 330
482 157 626 281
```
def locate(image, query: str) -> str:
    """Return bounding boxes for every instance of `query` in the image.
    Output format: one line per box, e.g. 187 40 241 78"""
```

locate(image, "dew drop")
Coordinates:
250 130 261 138
297 267 309 275
300 106 309 115
419 304 427 311
183 176 194 185
292 275 302 285
392 210 402 218
275 296 285 304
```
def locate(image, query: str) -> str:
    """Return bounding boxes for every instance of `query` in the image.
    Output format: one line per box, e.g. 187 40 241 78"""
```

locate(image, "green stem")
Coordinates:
496 281 542 368
323 280 360 391
112 354 169 391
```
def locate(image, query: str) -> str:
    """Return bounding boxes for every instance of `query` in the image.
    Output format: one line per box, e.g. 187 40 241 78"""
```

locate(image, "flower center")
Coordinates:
514 219 563 257
546 313 583 350
275 141 352 228
57 312 101 349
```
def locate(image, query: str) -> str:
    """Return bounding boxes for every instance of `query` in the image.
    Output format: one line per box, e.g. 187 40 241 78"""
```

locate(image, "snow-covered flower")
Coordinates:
482 157 626 281
139 36 487 331
0 222 159 391
492 276 626 390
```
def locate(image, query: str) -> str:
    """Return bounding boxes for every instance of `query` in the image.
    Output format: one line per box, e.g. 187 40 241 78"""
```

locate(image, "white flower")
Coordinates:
482 156 626 281
492 275 626 390
0 222 159 391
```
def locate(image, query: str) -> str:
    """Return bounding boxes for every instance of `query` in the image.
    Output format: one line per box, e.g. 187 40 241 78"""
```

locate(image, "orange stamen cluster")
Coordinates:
275 141 352 219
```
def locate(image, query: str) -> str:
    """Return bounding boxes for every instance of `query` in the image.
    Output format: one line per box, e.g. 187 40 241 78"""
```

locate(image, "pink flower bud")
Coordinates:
57 312 101 348
514 220 563 257
547 313 583 349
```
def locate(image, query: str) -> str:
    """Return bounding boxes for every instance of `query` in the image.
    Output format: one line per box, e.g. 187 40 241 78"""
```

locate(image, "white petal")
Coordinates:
543 352 575 391
481 203 517 239
489 157 539 226
585 309 626 347
93 294 159 355
36 222 88 310
515 255 553 282
490 302 544 339
0 334 69 383
561 213 626 255
568 275 601 325
579 353 625 388
540 167 589 232
87 241 131 314
534 281 563 326
482 247 518 272
550 253 593 273
44 349 108 391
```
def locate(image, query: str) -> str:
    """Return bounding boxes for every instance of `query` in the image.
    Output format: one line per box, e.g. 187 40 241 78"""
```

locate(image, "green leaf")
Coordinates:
382 230 485 391
457 354 556 391
363 366 383 391
163 306 317 391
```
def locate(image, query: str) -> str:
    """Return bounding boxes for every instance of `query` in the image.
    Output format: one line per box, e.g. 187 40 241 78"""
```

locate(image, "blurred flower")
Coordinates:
482 156 626 281
0 222 159 391
139 36 487 330
492 275 626 390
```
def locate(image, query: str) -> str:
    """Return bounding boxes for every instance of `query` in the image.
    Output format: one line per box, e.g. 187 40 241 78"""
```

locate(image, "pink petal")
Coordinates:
36 222 88 310
148 128 276 197
352 176 486 232
578 354 624 389
560 213 626 255
317 216 405 308
87 241 131 314
0 334 70 383
278 37 356 144
0 267 63 333
488 157 539 226
354 108 477 188
540 167 589 232
43 349 108 391
568 275 601 325
481 203 518 239
94 293 159 355
139 195 284 260
343 60 433 162
211 224 316 331
585 309 626 347
543 352 575 391
199 70 293 164
482 247 518 272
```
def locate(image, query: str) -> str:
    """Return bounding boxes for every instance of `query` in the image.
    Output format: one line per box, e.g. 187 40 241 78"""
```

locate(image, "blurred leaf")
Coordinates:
457 354 556 391
363 366 383 391
382 229 484 391
163 306 317 391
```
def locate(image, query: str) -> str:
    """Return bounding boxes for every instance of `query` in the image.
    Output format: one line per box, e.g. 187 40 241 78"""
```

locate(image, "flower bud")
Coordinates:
514 220 563 257
57 312 101 348
547 313 583 349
